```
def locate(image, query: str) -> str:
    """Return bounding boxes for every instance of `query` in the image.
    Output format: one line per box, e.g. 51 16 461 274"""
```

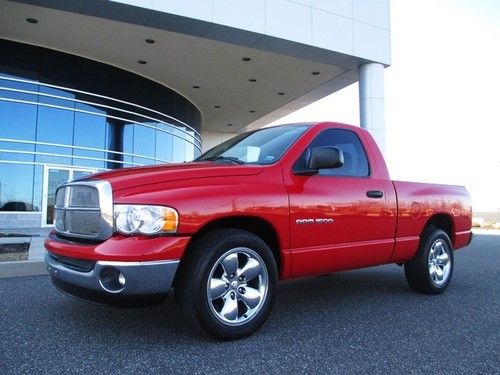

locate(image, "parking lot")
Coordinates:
1 233 498 374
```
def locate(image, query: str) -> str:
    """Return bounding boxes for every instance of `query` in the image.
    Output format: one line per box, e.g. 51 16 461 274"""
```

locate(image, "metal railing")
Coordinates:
0 75 202 168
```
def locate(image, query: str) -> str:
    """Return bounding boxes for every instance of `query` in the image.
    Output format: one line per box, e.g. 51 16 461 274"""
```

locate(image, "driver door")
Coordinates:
286 128 395 277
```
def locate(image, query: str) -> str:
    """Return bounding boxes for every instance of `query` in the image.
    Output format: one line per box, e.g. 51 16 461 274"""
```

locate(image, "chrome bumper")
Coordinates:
45 252 179 296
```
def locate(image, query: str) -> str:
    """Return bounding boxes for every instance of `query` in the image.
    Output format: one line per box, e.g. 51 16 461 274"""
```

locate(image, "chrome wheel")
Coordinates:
427 239 451 286
207 247 269 326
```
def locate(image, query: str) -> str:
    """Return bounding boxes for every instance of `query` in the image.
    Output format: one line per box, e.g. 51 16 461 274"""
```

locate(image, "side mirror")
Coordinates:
308 146 344 171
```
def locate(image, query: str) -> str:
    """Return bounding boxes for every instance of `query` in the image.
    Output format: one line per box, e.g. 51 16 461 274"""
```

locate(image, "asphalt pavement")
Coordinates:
1 233 498 374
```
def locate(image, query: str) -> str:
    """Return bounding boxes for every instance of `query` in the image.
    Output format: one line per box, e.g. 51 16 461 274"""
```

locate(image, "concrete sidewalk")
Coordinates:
0 228 50 278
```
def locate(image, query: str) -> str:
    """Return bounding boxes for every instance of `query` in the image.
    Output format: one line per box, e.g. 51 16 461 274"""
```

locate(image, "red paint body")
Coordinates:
45 122 472 279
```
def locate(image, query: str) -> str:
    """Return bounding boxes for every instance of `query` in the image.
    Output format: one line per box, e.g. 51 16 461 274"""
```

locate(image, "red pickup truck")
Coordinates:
45 122 472 339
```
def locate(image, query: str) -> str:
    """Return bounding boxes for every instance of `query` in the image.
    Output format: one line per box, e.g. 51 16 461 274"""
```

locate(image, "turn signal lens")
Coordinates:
114 205 178 235
162 209 178 232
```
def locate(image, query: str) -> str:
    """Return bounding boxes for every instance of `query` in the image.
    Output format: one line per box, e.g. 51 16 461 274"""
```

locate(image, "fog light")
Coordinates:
118 272 126 286
99 267 126 293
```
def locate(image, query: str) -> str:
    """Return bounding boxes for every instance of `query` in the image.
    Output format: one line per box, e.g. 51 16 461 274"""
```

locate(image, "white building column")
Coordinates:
359 63 386 154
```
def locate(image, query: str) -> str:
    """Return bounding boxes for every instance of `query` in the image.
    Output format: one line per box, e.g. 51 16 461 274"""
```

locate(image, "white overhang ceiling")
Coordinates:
0 0 365 133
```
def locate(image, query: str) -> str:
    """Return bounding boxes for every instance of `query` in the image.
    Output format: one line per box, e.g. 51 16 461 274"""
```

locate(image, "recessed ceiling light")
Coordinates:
145 38 155 44
242 57 251 62
26 18 38 24
138 60 147 64
249 79 257 82
249 110 255 113
312 71 320 75
227 123 233 127
214 105 220 109
277 92 285 96
192 85 200 89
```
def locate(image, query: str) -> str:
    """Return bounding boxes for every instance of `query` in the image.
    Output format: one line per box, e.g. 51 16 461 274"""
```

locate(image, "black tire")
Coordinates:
175 229 278 340
404 226 454 294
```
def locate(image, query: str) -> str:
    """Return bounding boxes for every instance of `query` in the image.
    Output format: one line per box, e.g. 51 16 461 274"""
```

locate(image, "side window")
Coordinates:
295 129 370 177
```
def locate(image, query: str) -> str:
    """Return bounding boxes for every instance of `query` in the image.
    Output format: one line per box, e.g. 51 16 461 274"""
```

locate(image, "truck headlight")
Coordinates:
114 205 178 235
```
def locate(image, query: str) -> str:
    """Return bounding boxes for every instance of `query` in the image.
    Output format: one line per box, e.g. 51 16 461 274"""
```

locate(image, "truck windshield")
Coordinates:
195 124 310 165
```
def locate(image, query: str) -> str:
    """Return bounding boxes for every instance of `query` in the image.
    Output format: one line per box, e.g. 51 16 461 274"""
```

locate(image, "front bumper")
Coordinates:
46 251 179 299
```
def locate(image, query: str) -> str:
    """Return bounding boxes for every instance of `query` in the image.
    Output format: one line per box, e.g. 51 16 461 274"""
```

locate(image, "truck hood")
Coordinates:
87 162 264 191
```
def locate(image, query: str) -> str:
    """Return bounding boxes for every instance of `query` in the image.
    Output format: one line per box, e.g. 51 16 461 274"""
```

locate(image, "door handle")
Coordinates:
366 190 384 199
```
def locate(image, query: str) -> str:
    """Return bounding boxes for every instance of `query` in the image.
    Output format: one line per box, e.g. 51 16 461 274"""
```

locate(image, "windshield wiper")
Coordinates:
203 156 245 164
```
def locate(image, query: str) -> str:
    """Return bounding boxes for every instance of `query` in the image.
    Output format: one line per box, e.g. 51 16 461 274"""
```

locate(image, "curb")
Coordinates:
0 237 30 244
0 260 48 278
472 229 500 235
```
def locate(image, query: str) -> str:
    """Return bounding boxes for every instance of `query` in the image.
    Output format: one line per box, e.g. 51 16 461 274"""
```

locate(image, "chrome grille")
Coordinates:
54 180 113 241
65 210 101 235
56 187 66 207
69 185 100 208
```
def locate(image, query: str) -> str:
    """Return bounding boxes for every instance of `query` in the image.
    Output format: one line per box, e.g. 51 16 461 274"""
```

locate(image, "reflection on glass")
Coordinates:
32 166 43 212
122 123 134 166
185 129 196 161
73 103 106 168
172 127 186 163
0 164 35 211
0 74 38 101
0 100 37 161
73 170 94 180
1 63 202 218
46 169 70 224
36 105 74 164
156 124 173 163
133 123 156 165
38 85 75 106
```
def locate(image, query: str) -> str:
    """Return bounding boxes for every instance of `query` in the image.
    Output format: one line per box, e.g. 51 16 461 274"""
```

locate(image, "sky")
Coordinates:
270 0 500 212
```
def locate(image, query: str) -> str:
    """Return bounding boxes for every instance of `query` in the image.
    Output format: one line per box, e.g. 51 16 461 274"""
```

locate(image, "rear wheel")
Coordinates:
175 229 277 340
404 226 453 294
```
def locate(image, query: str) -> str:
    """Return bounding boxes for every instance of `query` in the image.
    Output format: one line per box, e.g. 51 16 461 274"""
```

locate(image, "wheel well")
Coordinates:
185 216 281 272
424 214 454 243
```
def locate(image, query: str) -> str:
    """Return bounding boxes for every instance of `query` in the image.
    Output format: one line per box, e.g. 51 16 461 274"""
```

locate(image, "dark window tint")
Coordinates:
296 129 370 177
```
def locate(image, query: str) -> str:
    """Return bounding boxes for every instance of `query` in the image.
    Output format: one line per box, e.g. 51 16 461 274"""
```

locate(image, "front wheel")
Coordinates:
175 229 278 340
404 227 454 294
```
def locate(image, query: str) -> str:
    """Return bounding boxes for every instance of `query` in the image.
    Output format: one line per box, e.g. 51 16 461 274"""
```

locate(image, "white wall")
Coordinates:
201 131 237 152
111 0 391 65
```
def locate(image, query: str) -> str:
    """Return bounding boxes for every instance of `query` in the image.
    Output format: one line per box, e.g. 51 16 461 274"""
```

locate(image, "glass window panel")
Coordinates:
0 74 38 101
193 144 202 159
71 152 104 169
34 146 73 165
122 123 134 167
155 124 173 163
172 127 186 163
73 103 106 148
73 170 95 180
38 85 75 107
0 150 34 163
35 104 74 164
132 157 154 166
36 106 74 145
32 165 43 211
133 124 155 165
105 120 127 169
0 101 37 145
305 129 370 177
73 103 106 168
185 130 195 162
0 163 35 211
46 168 70 224
36 100 72 176
0 98 37 161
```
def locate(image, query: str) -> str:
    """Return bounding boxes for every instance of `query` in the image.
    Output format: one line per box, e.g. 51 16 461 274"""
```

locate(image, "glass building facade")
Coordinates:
0 39 202 228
